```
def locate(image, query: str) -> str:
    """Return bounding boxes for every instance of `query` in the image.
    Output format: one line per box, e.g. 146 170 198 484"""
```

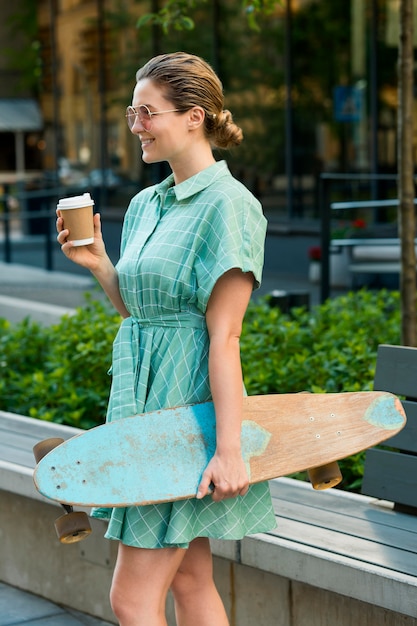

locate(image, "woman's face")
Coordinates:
130 78 191 166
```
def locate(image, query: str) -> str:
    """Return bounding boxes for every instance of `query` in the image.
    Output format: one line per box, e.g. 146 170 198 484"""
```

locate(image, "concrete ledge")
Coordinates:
0 294 75 325
241 532 417 618
0 262 94 288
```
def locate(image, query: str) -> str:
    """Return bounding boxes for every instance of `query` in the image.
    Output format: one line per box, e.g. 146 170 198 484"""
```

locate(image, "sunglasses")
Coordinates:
125 104 183 131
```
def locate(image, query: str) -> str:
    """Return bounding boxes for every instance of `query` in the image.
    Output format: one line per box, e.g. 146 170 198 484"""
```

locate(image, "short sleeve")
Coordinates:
194 193 267 312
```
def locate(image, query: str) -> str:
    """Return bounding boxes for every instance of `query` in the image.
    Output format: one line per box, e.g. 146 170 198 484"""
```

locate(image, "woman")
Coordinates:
57 52 275 626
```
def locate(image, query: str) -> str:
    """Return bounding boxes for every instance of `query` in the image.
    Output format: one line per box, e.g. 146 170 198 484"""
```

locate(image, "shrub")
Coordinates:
241 288 401 395
0 295 120 429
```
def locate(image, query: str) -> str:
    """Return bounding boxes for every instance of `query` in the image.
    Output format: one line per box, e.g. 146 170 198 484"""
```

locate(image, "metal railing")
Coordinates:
318 172 400 302
0 187 60 270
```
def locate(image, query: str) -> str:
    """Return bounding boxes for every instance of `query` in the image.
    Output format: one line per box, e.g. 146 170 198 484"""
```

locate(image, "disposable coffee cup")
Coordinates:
57 193 95 246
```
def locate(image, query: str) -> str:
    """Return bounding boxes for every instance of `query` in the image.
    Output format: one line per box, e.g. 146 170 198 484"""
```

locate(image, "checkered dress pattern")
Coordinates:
92 161 276 548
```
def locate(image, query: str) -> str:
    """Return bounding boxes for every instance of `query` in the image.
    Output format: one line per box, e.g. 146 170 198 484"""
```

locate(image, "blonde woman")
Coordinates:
57 52 275 626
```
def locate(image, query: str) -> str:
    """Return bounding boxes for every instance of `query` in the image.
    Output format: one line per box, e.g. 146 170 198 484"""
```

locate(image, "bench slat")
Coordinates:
270 479 417 533
0 443 35 469
0 414 80 470
271 496 416 553
0 411 81 438
361 344 417 509
385 400 417 452
362 449 417 509
0 427 54 450
267 516 417 577
374 344 417 399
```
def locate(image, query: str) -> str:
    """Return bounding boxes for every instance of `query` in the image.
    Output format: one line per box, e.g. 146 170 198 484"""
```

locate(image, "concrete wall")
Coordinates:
1 488 415 626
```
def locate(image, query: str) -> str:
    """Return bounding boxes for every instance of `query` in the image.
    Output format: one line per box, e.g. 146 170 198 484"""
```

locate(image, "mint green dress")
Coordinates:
92 161 276 548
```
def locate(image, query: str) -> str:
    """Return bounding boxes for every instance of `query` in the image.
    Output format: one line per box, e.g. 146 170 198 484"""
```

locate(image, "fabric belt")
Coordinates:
130 311 206 329
108 312 206 421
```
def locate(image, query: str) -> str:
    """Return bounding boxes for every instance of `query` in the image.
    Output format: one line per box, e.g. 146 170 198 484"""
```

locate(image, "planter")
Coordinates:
308 247 351 288
330 246 350 288
309 261 321 284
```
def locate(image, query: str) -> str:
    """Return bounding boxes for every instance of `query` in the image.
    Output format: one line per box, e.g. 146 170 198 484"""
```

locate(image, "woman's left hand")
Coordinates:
197 450 249 501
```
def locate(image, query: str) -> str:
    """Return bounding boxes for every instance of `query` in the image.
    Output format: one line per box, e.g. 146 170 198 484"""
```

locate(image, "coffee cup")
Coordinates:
57 193 95 246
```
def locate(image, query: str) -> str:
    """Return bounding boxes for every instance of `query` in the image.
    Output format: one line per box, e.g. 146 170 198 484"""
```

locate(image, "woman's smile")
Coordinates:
140 136 154 149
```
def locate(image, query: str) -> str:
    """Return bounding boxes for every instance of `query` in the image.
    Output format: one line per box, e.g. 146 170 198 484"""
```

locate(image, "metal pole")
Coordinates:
3 185 12 263
152 0 161 55
97 0 108 211
284 0 293 219
49 0 60 185
319 176 331 303
370 0 379 203
212 0 221 75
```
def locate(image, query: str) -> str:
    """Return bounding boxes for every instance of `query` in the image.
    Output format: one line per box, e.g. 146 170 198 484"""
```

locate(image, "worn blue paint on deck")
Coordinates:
34 402 271 507
364 395 405 429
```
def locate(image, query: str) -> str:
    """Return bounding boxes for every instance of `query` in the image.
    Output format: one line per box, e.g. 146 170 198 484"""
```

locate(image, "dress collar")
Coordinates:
155 161 230 201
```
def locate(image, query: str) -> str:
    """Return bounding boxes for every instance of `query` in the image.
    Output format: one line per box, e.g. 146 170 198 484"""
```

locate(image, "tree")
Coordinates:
398 0 416 346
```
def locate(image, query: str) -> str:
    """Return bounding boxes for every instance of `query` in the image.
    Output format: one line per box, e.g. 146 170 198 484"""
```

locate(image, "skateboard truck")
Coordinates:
308 462 343 489
296 392 343 490
33 438 92 544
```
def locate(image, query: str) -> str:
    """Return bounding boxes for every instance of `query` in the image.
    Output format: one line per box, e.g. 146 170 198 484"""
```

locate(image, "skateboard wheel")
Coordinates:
308 462 343 490
33 438 65 464
54 511 92 544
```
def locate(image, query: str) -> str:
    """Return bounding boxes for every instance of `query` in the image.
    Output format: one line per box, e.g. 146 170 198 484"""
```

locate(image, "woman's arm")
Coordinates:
197 268 254 502
57 212 130 318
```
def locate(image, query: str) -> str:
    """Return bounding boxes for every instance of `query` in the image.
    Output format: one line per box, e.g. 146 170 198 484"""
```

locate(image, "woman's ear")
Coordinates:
188 106 205 129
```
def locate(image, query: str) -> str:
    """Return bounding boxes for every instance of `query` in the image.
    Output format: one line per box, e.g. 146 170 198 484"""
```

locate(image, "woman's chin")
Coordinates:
141 151 159 165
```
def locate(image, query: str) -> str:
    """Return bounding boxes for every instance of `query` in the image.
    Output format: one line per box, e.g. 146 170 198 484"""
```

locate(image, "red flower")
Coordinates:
352 218 366 229
308 246 322 261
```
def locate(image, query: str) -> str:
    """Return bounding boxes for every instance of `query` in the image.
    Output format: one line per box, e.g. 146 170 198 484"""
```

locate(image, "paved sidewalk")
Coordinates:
0 583 114 626
0 257 325 318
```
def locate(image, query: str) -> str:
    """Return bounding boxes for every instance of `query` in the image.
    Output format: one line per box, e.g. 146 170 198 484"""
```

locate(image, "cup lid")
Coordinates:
57 192 94 209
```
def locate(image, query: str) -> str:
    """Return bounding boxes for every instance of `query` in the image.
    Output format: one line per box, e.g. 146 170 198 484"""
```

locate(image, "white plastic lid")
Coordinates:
57 192 94 210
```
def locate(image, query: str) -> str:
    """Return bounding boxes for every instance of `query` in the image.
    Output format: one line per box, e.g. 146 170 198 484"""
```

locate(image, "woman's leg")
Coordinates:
110 542 187 626
170 537 229 626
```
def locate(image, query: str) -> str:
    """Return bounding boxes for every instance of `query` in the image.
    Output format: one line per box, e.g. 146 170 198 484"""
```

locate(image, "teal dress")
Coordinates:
92 161 276 548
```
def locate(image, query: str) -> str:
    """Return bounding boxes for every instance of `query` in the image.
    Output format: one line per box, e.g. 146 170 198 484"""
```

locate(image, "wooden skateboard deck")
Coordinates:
34 391 406 509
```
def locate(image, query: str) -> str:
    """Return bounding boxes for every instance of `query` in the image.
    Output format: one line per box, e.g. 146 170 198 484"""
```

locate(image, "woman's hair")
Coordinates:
135 52 243 149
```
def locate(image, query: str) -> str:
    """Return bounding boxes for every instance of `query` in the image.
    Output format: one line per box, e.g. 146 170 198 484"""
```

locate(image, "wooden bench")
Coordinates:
362 344 417 515
0 410 81 500
237 476 417 621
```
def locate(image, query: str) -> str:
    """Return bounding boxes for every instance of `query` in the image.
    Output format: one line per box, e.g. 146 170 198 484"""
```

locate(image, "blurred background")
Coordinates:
0 0 410 223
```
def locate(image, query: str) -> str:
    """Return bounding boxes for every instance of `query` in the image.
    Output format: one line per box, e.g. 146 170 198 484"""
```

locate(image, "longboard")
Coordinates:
34 392 405 519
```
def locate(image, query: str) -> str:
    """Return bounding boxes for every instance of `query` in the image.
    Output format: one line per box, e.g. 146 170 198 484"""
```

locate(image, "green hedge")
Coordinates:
241 288 401 394
0 289 401 489
0 295 120 429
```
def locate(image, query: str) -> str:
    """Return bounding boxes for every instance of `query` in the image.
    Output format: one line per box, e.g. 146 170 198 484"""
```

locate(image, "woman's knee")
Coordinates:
110 543 186 624
110 572 168 624
109 582 133 624
170 538 214 600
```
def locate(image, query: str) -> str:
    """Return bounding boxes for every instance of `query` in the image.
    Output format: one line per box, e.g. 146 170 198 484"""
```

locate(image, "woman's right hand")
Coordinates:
56 211 106 272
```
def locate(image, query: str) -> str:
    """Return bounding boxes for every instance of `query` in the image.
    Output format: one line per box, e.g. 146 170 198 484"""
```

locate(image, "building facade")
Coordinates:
0 1 415 218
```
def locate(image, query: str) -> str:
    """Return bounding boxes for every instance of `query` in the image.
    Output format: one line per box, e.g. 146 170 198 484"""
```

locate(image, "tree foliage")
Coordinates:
137 0 281 33
3 0 42 95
